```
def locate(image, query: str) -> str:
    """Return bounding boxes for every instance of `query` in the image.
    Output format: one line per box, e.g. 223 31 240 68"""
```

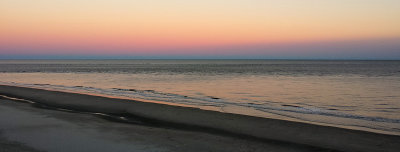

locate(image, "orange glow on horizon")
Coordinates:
1 0 400 56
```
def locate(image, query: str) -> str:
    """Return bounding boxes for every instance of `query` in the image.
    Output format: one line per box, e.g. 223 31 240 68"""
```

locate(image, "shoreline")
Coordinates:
0 85 399 152
1 97 314 152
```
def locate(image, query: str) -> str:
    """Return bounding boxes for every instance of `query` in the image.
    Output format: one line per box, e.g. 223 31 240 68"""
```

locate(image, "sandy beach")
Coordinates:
1 97 324 152
0 93 320 152
0 85 399 152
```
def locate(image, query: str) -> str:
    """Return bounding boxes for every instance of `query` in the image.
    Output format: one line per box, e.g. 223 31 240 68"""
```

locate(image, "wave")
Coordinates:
2 82 400 126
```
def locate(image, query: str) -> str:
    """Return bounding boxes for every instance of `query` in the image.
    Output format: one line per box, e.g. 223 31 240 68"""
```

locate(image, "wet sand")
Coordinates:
0 98 319 152
0 85 399 152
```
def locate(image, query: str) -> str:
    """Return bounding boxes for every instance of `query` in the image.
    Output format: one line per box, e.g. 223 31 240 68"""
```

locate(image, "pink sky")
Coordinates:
1 0 400 59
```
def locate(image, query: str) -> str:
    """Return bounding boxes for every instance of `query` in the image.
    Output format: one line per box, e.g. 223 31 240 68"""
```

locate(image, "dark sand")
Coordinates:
0 98 319 152
0 85 399 152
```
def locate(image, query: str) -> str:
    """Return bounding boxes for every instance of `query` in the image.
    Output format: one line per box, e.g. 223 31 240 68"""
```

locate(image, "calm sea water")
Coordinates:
1 60 400 135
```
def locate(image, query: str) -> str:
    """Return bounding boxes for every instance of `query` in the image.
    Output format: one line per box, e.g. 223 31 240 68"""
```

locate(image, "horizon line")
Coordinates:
1 57 399 60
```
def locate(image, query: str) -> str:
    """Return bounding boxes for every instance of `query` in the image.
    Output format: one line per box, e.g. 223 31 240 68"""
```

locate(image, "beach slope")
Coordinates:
0 85 399 152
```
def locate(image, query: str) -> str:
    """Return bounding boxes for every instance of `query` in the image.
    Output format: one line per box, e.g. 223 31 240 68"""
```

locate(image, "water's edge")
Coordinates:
2 81 399 136
0 84 399 152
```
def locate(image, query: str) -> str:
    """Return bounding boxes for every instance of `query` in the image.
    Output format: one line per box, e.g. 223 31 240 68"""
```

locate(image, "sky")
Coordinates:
1 0 400 59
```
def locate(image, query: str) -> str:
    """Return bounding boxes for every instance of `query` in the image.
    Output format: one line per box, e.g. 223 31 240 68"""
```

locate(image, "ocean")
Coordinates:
1 59 399 135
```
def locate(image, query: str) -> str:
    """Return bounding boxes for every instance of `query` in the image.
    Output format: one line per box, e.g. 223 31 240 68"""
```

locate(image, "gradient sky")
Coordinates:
1 0 400 59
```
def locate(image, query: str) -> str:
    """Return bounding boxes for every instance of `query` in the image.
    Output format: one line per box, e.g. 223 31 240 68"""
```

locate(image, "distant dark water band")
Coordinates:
1 60 400 76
